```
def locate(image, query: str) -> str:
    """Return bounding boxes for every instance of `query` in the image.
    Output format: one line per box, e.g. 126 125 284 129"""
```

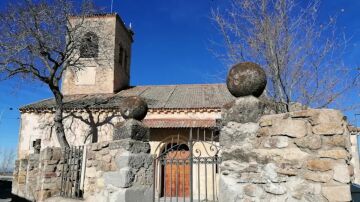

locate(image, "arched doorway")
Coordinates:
152 129 222 201
161 143 191 198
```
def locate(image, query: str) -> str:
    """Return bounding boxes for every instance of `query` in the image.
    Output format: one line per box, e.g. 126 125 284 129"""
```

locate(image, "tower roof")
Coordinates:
68 13 134 41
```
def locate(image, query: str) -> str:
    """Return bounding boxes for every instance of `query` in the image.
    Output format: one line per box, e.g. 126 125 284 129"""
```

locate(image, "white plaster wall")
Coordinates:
350 134 360 184
18 111 123 159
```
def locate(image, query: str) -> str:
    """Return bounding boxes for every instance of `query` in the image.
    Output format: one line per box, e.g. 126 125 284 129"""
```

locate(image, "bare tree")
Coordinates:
212 0 360 111
0 148 16 174
0 0 109 148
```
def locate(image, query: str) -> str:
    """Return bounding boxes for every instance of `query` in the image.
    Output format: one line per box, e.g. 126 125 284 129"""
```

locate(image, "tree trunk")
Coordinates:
51 86 70 148
91 126 98 143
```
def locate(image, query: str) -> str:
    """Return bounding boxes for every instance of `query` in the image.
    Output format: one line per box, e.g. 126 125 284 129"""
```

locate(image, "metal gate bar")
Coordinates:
60 145 84 199
153 128 221 202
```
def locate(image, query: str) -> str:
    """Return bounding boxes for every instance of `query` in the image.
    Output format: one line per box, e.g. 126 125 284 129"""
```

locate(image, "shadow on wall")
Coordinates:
37 106 121 145
0 179 30 202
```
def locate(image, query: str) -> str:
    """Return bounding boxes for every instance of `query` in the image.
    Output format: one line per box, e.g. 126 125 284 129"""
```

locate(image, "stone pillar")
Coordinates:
83 114 153 202
25 153 40 200
83 139 153 202
36 147 63 201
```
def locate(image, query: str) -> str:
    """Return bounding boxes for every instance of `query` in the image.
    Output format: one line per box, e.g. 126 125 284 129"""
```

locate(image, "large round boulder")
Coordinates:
226 62 267 97
120 96 148 120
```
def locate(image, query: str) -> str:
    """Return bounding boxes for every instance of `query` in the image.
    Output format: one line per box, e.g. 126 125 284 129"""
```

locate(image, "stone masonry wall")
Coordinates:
12 147 63 202
220 109 353 202
12 140 153 202
83 139 153 202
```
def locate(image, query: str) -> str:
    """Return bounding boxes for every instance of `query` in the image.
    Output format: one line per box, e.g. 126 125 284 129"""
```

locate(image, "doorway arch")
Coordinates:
160 143 191 197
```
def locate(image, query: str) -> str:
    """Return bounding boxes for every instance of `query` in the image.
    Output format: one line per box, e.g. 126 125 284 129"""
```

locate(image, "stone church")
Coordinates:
12 13 359 202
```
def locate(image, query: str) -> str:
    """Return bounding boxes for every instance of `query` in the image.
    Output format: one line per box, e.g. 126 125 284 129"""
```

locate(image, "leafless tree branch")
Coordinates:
0 0 110 148
211 0 360 111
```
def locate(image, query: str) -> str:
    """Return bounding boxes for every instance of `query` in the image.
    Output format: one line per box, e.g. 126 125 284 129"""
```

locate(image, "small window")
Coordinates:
80 32 99 58
119 45 124 65
33 139 41 154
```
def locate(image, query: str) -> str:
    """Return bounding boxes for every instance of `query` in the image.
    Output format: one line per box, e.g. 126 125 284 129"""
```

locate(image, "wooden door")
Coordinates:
164 151 191 197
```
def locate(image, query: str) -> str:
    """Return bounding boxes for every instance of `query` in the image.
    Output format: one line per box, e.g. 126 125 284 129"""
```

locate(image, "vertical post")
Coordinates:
153 158 156 202
74 147 78 198
189 128 193 202
175 158 178 202
205 158 208 202
170 158 173 202
69 146 73 198
60 148 66 196
183 159 185 202
211 131 215 202
80 145 87 197
164 158 167 202
197 128 200 202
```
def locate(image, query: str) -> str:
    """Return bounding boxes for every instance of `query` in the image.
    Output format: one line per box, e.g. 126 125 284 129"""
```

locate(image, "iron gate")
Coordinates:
60 146 85 199
153 128 221 202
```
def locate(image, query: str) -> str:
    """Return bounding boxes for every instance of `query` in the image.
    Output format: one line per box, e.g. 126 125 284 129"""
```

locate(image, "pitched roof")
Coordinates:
20 83 235 111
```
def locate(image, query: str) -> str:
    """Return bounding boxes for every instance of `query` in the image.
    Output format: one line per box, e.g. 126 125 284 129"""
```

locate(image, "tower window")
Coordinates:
80 32 99 58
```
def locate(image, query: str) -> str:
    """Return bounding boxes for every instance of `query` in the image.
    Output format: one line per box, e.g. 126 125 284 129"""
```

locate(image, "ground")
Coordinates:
0 176 29 202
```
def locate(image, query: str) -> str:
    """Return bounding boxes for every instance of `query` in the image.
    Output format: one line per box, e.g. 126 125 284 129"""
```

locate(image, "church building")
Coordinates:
16 13 234 200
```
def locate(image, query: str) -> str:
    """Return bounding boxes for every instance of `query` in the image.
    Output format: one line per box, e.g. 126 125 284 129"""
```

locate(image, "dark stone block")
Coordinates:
222 96 266 123
113 119 150 141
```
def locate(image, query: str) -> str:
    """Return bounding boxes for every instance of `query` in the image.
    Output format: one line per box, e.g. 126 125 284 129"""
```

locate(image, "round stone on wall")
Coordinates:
226 62 267 97
120 96 148 120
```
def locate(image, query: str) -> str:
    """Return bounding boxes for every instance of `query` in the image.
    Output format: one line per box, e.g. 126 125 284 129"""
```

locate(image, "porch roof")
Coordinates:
20 83 235 111
143 119 217 128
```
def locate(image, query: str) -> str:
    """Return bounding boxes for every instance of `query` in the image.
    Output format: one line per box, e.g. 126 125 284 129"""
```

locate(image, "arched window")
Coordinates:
80 32 99 58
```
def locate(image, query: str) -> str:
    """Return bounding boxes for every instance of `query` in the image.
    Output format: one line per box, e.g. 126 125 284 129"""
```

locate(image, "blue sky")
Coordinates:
0 0 359 150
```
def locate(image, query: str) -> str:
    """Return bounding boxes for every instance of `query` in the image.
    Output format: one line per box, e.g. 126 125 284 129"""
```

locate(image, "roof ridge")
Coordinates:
162 85 177 108
19 97 53 109
137 86 150 97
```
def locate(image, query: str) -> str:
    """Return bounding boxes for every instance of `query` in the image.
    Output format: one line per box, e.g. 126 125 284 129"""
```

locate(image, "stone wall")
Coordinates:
12 139 154 202
83 139 153 201
12 147 63 201
219 108 353 202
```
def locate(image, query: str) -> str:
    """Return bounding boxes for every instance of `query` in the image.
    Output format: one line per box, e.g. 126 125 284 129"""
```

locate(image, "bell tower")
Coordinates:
62 13 133 95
